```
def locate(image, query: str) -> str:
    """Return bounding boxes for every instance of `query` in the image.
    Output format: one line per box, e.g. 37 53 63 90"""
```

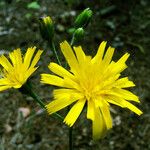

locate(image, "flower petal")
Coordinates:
73 46 86 67
23 47 36 70
110 88 140 102
114 77 135 88
0 55 13 71
46 91 82 114
106 95 142 115
103 46 115 66
92 107 107 140
92 41 107 64
53 89 83 100
100 100 112 129
113 53 130 74
0 78 10 86
107 99 123 107
87 100 95 121
25 67 37 80
9 48 22 68
60 41 78 72
0 85 11 91
64 99 86 126
63 77 81 90
41 74 64 87
122 100 143 115
30 50 43 68
48 62 75 79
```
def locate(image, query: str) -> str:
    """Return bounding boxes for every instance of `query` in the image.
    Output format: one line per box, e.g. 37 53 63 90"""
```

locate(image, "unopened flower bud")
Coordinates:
74 28 84 41
74 8 92 28
39 16 54 41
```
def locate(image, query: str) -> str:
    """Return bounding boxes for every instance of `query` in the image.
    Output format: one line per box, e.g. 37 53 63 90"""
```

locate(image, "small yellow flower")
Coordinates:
41 41 142 140
0 47 43 91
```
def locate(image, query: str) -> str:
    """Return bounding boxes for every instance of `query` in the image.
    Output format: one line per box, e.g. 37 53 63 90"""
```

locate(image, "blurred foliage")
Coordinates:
27 1 40 10
0 0 150 149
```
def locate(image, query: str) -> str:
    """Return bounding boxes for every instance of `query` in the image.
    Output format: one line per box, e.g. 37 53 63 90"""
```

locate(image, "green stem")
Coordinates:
25 84 45 108
67 35 77 150
50 41 62 66
67 26 88 145
69 126 73 150
23 83 63 121
67 106 73 150
50 36 75 149
70 35 76 46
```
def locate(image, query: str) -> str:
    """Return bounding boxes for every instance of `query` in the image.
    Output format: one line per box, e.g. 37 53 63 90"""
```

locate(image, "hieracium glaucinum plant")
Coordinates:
0 47 43 91
41 40 143 140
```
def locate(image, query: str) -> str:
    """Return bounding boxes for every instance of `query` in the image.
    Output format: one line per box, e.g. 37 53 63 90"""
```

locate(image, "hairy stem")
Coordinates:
22 83 63 121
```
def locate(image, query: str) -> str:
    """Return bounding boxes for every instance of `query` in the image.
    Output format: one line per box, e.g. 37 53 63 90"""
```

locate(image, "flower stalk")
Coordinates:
69 126 73 150
21 83 63 121
39 15 73 149
50 40 73 149
50 41 62 66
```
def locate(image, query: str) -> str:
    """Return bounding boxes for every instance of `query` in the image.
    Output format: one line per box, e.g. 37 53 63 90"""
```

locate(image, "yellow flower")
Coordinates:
41 41 142 140
0 47 43 91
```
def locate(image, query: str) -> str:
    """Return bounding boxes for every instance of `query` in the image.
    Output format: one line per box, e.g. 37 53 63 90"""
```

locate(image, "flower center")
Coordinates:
85 90 92 100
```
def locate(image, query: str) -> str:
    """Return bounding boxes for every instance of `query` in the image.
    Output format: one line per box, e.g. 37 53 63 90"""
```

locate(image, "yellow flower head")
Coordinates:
0 47 43 91
41 41 142 140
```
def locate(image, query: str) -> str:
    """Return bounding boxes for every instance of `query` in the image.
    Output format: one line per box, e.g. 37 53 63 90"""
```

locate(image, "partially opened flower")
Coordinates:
0 47 43 91
41 41 142 140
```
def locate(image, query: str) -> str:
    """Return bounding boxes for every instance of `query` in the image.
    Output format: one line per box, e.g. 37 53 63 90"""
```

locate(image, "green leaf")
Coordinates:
27 1 40 9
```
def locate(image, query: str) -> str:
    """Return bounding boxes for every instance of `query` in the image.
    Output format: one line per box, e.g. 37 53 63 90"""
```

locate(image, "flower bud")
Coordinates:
74 28 84 41
39 16 54 41
74 8 92 28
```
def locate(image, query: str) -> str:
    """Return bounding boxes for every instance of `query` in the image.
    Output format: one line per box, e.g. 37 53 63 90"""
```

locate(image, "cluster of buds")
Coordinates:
72 8 93 44
39 8 92 45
